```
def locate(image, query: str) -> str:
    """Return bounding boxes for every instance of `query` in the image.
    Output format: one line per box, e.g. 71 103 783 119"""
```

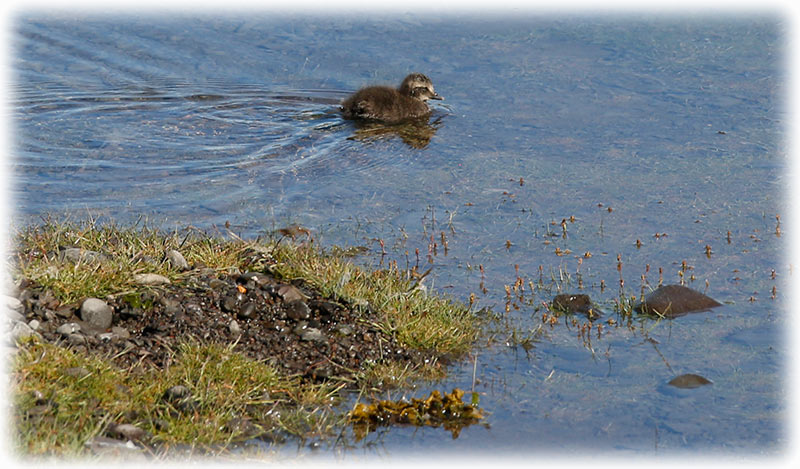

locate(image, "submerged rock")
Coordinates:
551 294 602 320
634 285 721 318
668 373 713 389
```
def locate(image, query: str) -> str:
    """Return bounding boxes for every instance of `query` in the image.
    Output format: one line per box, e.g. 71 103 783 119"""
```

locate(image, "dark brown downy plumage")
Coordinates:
341 73 443 124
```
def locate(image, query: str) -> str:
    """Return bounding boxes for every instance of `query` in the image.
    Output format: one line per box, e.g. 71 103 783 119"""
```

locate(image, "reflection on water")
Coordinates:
347 116 444 149
11 14 786 455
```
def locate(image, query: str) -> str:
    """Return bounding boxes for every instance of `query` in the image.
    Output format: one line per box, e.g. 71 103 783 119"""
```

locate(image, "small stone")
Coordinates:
238 301 257 320
668 373 713 389
159 296 183 316
634 285 722 318
552 293 603 320
55 304 76 318
60 247 107 264
111 326 130 340
229 320 241 336
208 278 227 290
6 308 25 323
278 284 308 302
133 273 171 286
80 298 113 329
3 295 23 314
109 423 150 442
239 272 271 287
162 385 196 413
335 324 353 336
166 249 190 271
56 322 82 336
162 385 192 402
298 327 326 343
28 319 40 330
221 296 238 313
285 300 311 321
85 436 146 459
98 332 115 342
11 322 39 343
67 333 87 345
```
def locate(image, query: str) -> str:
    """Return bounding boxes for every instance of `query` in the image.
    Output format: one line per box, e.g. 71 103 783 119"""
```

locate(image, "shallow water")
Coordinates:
11 13 787 456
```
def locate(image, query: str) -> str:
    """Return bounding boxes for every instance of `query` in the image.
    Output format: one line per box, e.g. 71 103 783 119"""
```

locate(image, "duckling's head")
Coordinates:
399 73 443 102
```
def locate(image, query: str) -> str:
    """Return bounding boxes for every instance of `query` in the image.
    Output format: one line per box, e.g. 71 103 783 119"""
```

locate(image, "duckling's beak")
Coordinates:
430 93 443 101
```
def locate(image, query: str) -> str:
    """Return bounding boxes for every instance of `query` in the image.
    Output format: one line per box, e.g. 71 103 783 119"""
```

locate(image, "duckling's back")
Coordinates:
341 86 431 123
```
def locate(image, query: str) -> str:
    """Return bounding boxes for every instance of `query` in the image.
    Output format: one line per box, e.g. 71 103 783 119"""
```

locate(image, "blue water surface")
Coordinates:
11 12 787 457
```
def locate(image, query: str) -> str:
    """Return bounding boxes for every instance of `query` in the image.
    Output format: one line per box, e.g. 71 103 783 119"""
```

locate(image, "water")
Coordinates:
10 13 787 456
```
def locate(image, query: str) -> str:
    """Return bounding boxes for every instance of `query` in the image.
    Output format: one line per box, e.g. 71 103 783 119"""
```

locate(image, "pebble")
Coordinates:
229 320 241 336
221 296 238 313
6 308 25 324
28 319 40 330
285 300 311 321
162 385 192 402
84 436 147 460
162 385 196 413
238 302 257 320
67 333 87 346
166 249 189 271
11 322 39 343
80 298 113 330
55 304 76 318
634 285 722 318
335 324 354 336
111 326 130 340
278 284 308 302
239 271 270 287
208 278 227 290
159 296 183 316
109 423 150 442
98 332 115 342
668 373 713 389
56 322 82 336
59 247 107 264
133 273 171 286
3 295 24 314
298 326 326 343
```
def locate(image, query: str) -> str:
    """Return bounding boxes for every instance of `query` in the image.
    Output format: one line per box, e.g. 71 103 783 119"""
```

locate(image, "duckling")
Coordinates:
341 73 443 124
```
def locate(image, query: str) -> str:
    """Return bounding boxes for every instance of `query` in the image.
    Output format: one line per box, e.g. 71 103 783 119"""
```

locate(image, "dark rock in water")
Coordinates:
668 373 713 389
551 294 603 320
634 285 722 318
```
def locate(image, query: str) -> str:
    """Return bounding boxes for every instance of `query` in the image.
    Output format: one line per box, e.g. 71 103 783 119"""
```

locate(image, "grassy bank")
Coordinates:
8 219 482 457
